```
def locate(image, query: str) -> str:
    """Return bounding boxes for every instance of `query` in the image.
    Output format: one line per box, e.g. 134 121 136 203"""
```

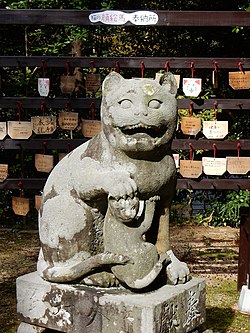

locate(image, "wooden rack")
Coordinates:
0 9 249 191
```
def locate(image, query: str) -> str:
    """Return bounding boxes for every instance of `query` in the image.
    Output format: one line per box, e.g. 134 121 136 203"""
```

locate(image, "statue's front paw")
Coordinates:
81 272 120 288
105 172 137 199
166 250 190 285
101 251 132 265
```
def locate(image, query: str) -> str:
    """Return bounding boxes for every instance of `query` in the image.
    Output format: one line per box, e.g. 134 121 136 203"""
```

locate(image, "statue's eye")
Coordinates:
148 99 162 109
119 99 132 109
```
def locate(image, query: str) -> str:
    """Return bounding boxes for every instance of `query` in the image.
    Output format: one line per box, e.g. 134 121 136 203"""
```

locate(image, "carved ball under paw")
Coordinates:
109 196 140 222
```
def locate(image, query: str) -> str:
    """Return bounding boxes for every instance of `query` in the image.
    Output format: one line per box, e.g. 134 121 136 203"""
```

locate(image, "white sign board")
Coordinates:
89 10 158 25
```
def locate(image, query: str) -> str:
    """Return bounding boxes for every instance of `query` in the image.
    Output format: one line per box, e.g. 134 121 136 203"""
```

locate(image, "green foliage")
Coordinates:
229 111 250 139
195 190 250 227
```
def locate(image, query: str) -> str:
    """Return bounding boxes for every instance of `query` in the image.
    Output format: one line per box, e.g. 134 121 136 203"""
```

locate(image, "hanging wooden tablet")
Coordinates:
38 78 50 97
12 197 30 216
35 154 54 173
155 73 180 88
182 78 202 97
0 122 7 140
180 160 203 178
227 157 250 174
7 121 32 139
0 164 8 182
202 157 227 176
38 61 50 96
86 73 101 93
181 117 201 136
35 195 42 211
58 112 78 130
31 116 57 135
203 120 228 139
60 75 76 94
172 154 179 168
212 70 218 89
174 74 180 88
229 71 250 90
81 119 101 138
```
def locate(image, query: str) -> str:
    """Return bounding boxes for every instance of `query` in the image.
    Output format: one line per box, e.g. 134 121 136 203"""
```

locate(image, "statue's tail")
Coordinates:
37 249 130 283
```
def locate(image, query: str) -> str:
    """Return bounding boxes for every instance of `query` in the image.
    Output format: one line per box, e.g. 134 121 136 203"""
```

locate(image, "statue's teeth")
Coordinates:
125 124 150 130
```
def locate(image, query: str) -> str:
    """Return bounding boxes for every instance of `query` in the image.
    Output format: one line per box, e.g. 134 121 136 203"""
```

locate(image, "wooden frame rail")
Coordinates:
0 97 250 110
0 10 250 26
0 56 249 69
1 178 249 191
1 139 250 151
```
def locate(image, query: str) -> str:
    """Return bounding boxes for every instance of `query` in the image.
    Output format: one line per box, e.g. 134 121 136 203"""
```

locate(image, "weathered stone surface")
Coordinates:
36 72 191 289
17 272 206 333
17 322 47 333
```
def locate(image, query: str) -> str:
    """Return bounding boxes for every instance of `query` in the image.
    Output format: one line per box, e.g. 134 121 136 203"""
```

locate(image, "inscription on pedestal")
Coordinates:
159 302 179 333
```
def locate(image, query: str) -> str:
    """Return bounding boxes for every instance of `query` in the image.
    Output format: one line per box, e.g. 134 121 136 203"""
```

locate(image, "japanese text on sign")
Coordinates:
31 116 56 135
89 10 158 26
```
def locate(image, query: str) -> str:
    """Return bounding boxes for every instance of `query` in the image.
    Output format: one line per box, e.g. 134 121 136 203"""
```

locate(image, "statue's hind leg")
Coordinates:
38 193 94 282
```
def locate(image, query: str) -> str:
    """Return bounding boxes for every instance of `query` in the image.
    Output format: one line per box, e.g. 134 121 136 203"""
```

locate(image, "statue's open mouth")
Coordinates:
120 124 165 139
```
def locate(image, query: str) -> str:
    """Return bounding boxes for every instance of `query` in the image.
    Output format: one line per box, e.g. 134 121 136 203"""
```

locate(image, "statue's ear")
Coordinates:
159 72 178 95
102 71 124 91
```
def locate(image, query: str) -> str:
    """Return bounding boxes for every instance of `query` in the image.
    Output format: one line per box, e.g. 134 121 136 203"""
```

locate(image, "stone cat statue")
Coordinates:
37 71 189 288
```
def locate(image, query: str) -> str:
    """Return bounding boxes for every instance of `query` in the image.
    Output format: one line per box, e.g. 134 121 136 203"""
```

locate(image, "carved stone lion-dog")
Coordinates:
37 71 189 289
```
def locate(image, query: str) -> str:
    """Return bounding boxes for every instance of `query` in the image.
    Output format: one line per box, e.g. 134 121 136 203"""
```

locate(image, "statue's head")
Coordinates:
101 71 178 153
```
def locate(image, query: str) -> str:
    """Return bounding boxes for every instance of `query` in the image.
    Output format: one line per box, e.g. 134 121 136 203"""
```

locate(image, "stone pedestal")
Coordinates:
16 272 206 333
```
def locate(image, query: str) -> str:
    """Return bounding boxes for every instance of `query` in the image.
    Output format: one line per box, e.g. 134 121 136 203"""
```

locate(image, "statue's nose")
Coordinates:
134 104 148 116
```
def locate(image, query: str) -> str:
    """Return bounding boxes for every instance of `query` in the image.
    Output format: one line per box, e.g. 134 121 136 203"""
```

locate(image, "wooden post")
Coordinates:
238 205 250 291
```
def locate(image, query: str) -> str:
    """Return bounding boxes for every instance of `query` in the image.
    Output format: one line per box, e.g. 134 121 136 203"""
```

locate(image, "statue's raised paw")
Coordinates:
104 171 137 200
81 272 120 288
166 250 190 285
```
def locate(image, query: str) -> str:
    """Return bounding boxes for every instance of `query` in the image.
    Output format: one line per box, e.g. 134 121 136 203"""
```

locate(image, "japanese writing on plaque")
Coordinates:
130 11 158 25
31 116 57 135
89 10 158 26
183 290 201 329
89 11 127 25
158 302 179 333
12 197 30 216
